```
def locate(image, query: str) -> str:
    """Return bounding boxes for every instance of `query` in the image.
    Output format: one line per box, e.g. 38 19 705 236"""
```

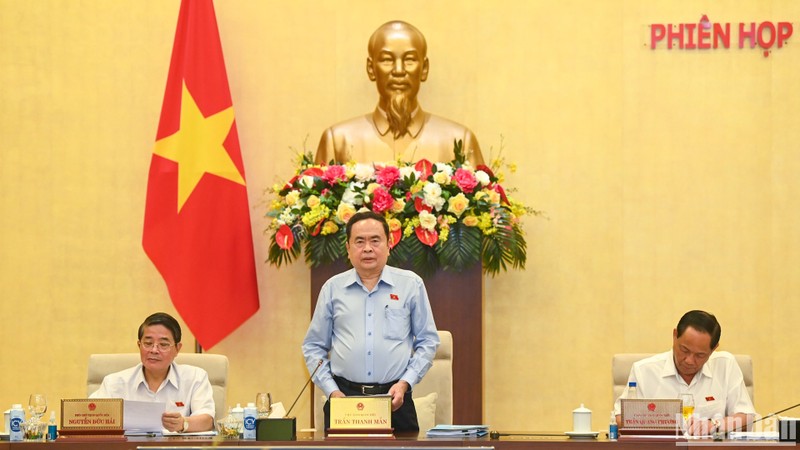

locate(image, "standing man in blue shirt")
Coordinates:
302 211 440 432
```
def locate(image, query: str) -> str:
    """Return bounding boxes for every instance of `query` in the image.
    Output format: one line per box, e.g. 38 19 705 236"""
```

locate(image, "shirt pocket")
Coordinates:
383 307 411 340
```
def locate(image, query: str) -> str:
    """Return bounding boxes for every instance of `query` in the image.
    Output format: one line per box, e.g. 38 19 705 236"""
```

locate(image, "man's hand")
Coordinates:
685 416 716 436
162 411 185 433
329 390 346 399
387 381 410 411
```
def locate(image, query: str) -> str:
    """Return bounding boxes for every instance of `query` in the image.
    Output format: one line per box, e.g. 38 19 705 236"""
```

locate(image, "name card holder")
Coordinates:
327 395 393 438
58 398 126 441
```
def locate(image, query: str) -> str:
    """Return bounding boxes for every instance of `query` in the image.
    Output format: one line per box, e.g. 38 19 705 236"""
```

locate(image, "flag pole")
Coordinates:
195 340 203 354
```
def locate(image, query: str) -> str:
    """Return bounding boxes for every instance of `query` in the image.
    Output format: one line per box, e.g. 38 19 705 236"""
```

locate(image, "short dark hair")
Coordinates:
346 211 389 241
676 310 721 349
138 312 182 344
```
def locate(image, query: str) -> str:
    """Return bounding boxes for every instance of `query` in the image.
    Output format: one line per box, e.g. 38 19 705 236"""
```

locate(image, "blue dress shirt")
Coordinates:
302 265 440 397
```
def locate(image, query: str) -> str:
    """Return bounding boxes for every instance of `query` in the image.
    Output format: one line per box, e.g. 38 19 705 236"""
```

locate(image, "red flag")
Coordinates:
143 0 259 349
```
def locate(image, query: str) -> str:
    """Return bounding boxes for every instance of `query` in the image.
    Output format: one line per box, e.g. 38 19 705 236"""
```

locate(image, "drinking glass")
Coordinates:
680 393 695 421
28 394 47 419
256 392 272 418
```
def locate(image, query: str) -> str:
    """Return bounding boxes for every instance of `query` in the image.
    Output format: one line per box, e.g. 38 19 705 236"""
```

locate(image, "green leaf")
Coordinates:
305 229 346 267
437 222 481 271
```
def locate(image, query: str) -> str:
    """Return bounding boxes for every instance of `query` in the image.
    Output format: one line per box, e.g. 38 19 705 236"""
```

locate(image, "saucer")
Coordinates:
565 431 599 439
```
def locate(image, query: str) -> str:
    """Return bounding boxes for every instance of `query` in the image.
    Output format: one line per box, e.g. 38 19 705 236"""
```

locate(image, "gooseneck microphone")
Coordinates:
729 401 800 433
285 359 324 417
490 431 564 439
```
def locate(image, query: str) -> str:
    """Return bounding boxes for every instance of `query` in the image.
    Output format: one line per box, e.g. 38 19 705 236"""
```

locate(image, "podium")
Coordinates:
311 260 483 424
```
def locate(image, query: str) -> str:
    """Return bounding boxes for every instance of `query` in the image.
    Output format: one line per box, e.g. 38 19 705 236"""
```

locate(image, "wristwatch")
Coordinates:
182 419 189 433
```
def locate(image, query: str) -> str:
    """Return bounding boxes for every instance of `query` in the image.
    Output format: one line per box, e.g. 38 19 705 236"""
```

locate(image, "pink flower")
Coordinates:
322 165 347 185
376 166 401 188
453 168 478 194
371 187 394 213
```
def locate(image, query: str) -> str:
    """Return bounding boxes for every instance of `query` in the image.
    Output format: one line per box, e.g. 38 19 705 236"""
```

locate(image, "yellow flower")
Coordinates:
321 220 339 235
487 190 501 204
301 204 330 228
447 193 469 218
366 183 380 195
387 217 402 232
285 190 300 206
462 215 479 227
306 195 320 208
335 202 357 224
391 199 405 214
432 171 450 185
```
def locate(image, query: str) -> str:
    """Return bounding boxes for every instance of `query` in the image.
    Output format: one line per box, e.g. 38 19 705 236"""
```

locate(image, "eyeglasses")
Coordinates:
139 341 174 352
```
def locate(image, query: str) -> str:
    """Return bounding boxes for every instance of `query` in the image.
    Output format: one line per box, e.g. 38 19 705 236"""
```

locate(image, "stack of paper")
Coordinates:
728 431 779 441
426 424 489 438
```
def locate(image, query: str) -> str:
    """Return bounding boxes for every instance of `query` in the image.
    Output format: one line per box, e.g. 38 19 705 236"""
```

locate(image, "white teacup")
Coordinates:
572 404 592 433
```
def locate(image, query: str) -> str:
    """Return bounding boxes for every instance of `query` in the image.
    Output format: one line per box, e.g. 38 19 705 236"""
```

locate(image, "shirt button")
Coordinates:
368 332 372 336
368 351 371 355
368 372 372 376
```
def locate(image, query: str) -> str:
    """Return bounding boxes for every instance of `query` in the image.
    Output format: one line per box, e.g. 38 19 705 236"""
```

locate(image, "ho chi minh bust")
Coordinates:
314 21 484 166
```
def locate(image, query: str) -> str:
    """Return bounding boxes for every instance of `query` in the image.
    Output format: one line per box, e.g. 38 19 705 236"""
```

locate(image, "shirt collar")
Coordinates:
344 266 396 290
372 106 425 138
663 350 713 382
135 362 179 392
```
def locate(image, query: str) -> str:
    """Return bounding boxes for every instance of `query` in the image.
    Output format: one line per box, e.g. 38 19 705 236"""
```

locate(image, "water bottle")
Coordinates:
47 411 58 441
9 404 25 442
242 402 257 440
627 381 638 399
608 411 618 440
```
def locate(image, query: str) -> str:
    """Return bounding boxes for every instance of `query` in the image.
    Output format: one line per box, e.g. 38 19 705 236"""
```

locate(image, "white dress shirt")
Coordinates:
90 362 215 419
614 350 755 419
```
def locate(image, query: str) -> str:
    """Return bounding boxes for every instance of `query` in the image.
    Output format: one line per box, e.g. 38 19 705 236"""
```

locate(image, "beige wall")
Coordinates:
2 0 799 433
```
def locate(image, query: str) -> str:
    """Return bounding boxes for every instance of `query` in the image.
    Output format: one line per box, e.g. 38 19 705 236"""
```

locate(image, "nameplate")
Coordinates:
329 395 392 431
620 399 682 433
59 398 124 435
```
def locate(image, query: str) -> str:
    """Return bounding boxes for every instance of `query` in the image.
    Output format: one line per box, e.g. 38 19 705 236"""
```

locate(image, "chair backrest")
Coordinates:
313 330 454 429
612 353 754 404
87 353 229 420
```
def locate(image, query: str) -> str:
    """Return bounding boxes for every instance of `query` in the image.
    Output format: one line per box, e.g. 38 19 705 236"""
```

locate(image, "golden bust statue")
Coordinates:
315 21 484 166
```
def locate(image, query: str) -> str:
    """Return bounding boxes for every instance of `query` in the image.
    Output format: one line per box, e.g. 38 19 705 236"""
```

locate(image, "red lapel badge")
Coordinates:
705 396 714 402
390 294 399 300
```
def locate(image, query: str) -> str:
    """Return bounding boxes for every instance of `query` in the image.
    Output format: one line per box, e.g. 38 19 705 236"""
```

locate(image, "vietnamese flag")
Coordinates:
143 0 259 349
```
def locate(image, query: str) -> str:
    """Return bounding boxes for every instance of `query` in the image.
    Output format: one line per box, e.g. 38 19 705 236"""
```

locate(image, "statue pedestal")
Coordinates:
311 261 483 425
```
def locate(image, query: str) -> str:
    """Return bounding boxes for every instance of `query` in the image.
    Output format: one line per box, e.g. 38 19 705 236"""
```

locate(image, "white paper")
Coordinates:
267 402 286 418
124 400 166 433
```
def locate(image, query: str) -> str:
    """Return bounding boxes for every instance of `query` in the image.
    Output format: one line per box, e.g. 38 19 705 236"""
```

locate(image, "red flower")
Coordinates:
302 167 324 177
414 196 432 213
493 184 510 205
375 166 401 188
415 227 438 246
476 164 495 179
453 168 478 193
415 159 433 179
371 187 394 213
322 165 347 185
389 228 402 249
276 224 294 250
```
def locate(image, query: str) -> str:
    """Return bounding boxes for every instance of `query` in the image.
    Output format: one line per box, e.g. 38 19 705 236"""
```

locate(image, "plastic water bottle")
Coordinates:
242 402 257 440
608 411 618 440
47 411 58 441
627 381 638 399
9 404 25 442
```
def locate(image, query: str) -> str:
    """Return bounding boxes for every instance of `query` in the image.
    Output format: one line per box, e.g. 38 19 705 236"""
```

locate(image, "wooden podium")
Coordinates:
311 260 483 424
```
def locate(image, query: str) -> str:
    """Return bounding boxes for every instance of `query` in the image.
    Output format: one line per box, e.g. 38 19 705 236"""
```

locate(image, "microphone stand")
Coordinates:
285 360 323 418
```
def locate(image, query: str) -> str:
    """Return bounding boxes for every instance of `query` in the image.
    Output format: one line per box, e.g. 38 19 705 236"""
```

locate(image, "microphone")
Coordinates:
728 401 800 433
284 359 323 418
490 431 564 439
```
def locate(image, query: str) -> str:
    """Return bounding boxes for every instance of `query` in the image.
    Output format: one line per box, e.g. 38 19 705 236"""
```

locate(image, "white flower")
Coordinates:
434 162 453 176
399 166 421 180
423 182 445 211
300 175 315 189
418 210 437 230
342 187 362 205
475 170 491 186
354 163 375 182
278 209 297 225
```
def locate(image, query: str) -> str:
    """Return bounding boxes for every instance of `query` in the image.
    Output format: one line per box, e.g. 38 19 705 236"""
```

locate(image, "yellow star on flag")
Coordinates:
153 82 245 212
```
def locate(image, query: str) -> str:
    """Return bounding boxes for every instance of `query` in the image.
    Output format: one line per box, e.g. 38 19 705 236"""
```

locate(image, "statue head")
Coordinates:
367 21 430 138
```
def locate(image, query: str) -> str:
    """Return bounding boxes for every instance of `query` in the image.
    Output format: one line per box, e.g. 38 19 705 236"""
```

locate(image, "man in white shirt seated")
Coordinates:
614 310 755 435
90 312 215 432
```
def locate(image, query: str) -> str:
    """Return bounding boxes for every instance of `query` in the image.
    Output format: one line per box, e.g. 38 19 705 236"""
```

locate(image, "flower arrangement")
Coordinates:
265 141 532 277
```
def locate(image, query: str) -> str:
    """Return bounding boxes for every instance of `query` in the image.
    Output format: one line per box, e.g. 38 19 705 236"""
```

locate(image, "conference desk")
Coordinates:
0 432 793 450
